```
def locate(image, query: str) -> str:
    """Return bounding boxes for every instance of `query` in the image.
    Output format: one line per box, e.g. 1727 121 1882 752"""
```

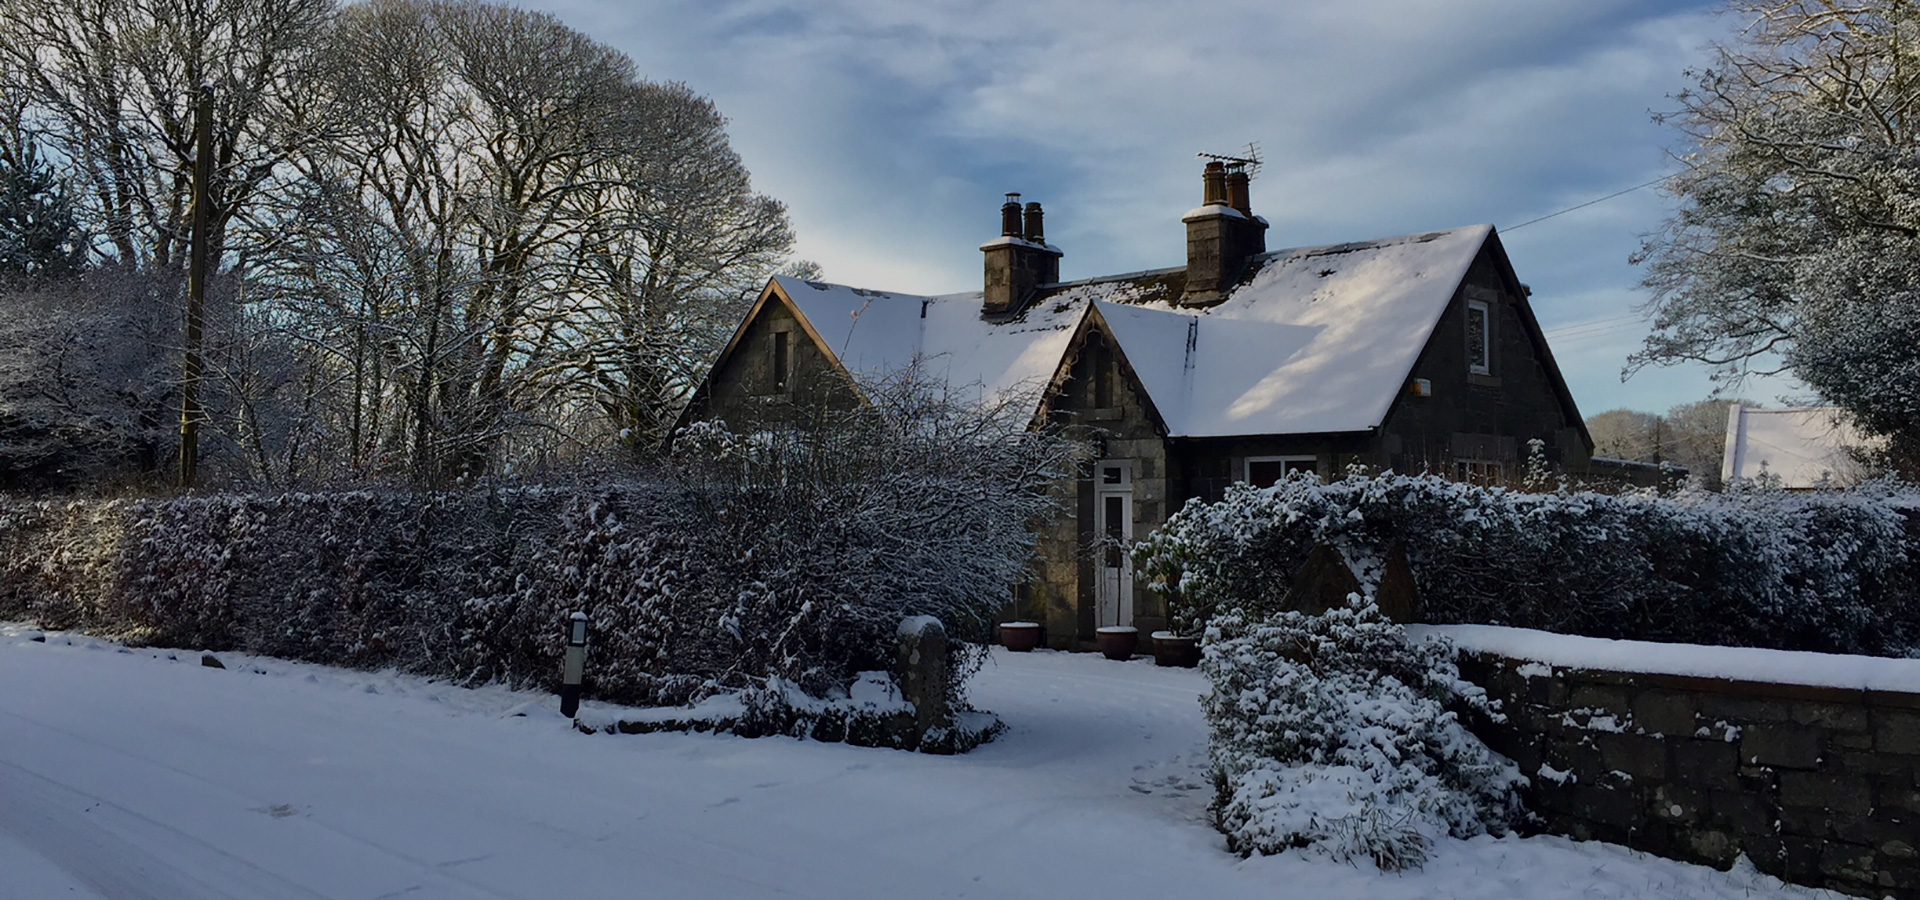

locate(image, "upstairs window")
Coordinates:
1091 335 1113 408
772 330 791 388
1466 299 1491 375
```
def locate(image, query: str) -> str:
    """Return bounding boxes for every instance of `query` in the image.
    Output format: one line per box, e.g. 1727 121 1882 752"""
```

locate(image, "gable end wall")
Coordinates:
688 293 863 427
1031 327 1171 648
1381 247 1590 478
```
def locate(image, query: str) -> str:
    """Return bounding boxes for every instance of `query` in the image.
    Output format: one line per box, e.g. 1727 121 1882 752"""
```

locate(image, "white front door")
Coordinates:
1094 460 1134 628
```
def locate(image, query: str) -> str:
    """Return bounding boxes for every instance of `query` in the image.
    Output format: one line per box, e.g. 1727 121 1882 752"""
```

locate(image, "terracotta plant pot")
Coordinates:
1150 631 1201 668
998 621 1042 652
1096 625 1139 661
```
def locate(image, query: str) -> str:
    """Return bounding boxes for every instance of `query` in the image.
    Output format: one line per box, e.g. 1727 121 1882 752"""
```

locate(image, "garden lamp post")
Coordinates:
561 611 588 717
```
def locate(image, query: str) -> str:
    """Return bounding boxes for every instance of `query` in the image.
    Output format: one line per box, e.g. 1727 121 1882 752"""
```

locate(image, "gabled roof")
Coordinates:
776 277 1086 408
1098 225 1489 436
724 224 1503 438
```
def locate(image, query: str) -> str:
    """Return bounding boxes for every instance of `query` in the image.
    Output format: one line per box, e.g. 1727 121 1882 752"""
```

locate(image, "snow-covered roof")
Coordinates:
765 224 1493 437
1110 226 1489 436
775 277 1087 408
1721 405 1881 488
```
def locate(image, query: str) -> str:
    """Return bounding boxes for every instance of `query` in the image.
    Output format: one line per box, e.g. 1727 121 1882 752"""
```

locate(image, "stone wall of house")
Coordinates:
1458 653 1920 899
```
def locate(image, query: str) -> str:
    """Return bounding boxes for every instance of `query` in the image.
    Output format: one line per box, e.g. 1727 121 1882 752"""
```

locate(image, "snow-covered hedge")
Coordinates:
1204 596 1524 869
0 398 1077 713
0 483 976 707
1135 473 1920 656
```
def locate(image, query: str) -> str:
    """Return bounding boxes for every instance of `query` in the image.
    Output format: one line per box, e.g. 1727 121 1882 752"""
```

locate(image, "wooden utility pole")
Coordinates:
180 84 212 489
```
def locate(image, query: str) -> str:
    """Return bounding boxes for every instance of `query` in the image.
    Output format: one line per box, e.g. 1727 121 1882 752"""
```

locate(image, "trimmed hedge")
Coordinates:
1 385 1078 719
1135 474 1920 657
2 488 662 700
0 481 1015 708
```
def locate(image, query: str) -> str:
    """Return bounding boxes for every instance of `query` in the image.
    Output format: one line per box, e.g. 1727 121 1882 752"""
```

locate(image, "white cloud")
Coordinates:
526 0 1771 414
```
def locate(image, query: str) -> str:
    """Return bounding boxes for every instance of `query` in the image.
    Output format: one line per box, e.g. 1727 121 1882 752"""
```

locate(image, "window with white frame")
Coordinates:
1456 458 1504 486
1465 299 1491 375
1244 455 1320 487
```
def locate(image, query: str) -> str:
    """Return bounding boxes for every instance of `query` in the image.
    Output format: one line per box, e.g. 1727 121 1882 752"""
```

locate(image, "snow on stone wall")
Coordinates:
1455 645 1920 899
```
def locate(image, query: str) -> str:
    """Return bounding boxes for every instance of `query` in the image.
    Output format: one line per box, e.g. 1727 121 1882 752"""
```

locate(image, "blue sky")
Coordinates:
530 0 1806 417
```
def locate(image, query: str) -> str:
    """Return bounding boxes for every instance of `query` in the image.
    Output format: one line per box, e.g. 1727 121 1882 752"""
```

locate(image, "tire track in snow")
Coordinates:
0 707 538 900
0 757 321 900
0 690 874 900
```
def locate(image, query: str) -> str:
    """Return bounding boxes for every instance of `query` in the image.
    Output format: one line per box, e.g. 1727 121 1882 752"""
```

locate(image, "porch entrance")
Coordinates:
1094 459 1133 628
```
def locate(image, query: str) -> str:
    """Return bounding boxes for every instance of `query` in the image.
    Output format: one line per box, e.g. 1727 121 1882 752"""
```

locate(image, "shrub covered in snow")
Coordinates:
579 670 1006 755
1135 473 1920 656
0 382 1080 724
1204 596 1524 869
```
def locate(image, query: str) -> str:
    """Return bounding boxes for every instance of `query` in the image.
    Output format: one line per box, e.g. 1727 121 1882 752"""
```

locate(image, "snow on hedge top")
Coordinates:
1721 404 1884 488
1416 624 1920 695
771 224 1489 435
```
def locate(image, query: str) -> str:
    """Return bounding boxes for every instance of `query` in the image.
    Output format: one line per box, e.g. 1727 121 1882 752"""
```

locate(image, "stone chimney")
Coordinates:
1181 161 1267 306
982 193 1062 315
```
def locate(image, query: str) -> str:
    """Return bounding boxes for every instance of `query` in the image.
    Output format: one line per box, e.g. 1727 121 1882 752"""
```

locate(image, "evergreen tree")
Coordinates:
0 152 84 279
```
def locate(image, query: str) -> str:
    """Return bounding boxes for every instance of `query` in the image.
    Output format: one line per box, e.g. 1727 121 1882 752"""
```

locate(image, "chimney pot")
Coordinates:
1226 167 1252 216
1202 161 1228 206
1001 193 1023 236
1023 201 1045 244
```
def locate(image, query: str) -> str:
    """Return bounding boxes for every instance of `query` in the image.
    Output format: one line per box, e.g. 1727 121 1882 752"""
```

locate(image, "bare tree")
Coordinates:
559 82 794 449
0 0 334 269
239 0 793 482
1586 409 1665 463
1 0 795 487
1663 398 1745 489
0 269 178 488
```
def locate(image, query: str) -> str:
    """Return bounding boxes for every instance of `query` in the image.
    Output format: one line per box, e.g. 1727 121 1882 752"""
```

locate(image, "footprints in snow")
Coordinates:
1128 755 1204 795
1127 774 1204 795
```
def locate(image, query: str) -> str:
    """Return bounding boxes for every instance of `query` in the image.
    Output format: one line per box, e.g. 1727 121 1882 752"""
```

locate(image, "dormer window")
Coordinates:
1466 299 1491 375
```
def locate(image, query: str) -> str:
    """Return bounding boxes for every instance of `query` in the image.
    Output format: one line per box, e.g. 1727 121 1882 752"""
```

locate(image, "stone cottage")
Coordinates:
680 162 1594 649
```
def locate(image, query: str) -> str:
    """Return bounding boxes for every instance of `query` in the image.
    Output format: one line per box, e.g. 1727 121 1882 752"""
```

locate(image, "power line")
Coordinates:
1505 174 1675 232
1550 323 1646 346
1544 313 1640 337
1547 317 1643 339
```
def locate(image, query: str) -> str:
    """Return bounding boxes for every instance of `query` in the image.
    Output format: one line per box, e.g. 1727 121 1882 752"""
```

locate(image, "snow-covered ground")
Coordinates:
0 624 1843 899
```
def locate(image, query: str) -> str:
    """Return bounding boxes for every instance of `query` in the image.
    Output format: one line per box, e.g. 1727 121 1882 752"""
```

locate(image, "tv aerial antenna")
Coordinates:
1197 143 1263 178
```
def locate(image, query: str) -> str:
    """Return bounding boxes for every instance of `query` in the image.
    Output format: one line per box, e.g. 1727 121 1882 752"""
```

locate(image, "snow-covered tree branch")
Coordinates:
1636 0 1920 471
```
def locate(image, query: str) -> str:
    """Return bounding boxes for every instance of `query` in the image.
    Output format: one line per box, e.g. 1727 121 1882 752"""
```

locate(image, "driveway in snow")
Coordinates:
0 626 1842 899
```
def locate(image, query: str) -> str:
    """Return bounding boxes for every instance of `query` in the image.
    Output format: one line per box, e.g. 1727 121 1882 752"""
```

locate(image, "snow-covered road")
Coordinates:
0 626 1841 899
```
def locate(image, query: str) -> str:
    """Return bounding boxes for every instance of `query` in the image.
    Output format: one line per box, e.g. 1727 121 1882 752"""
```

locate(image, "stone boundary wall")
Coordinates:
1457 652 1920 899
